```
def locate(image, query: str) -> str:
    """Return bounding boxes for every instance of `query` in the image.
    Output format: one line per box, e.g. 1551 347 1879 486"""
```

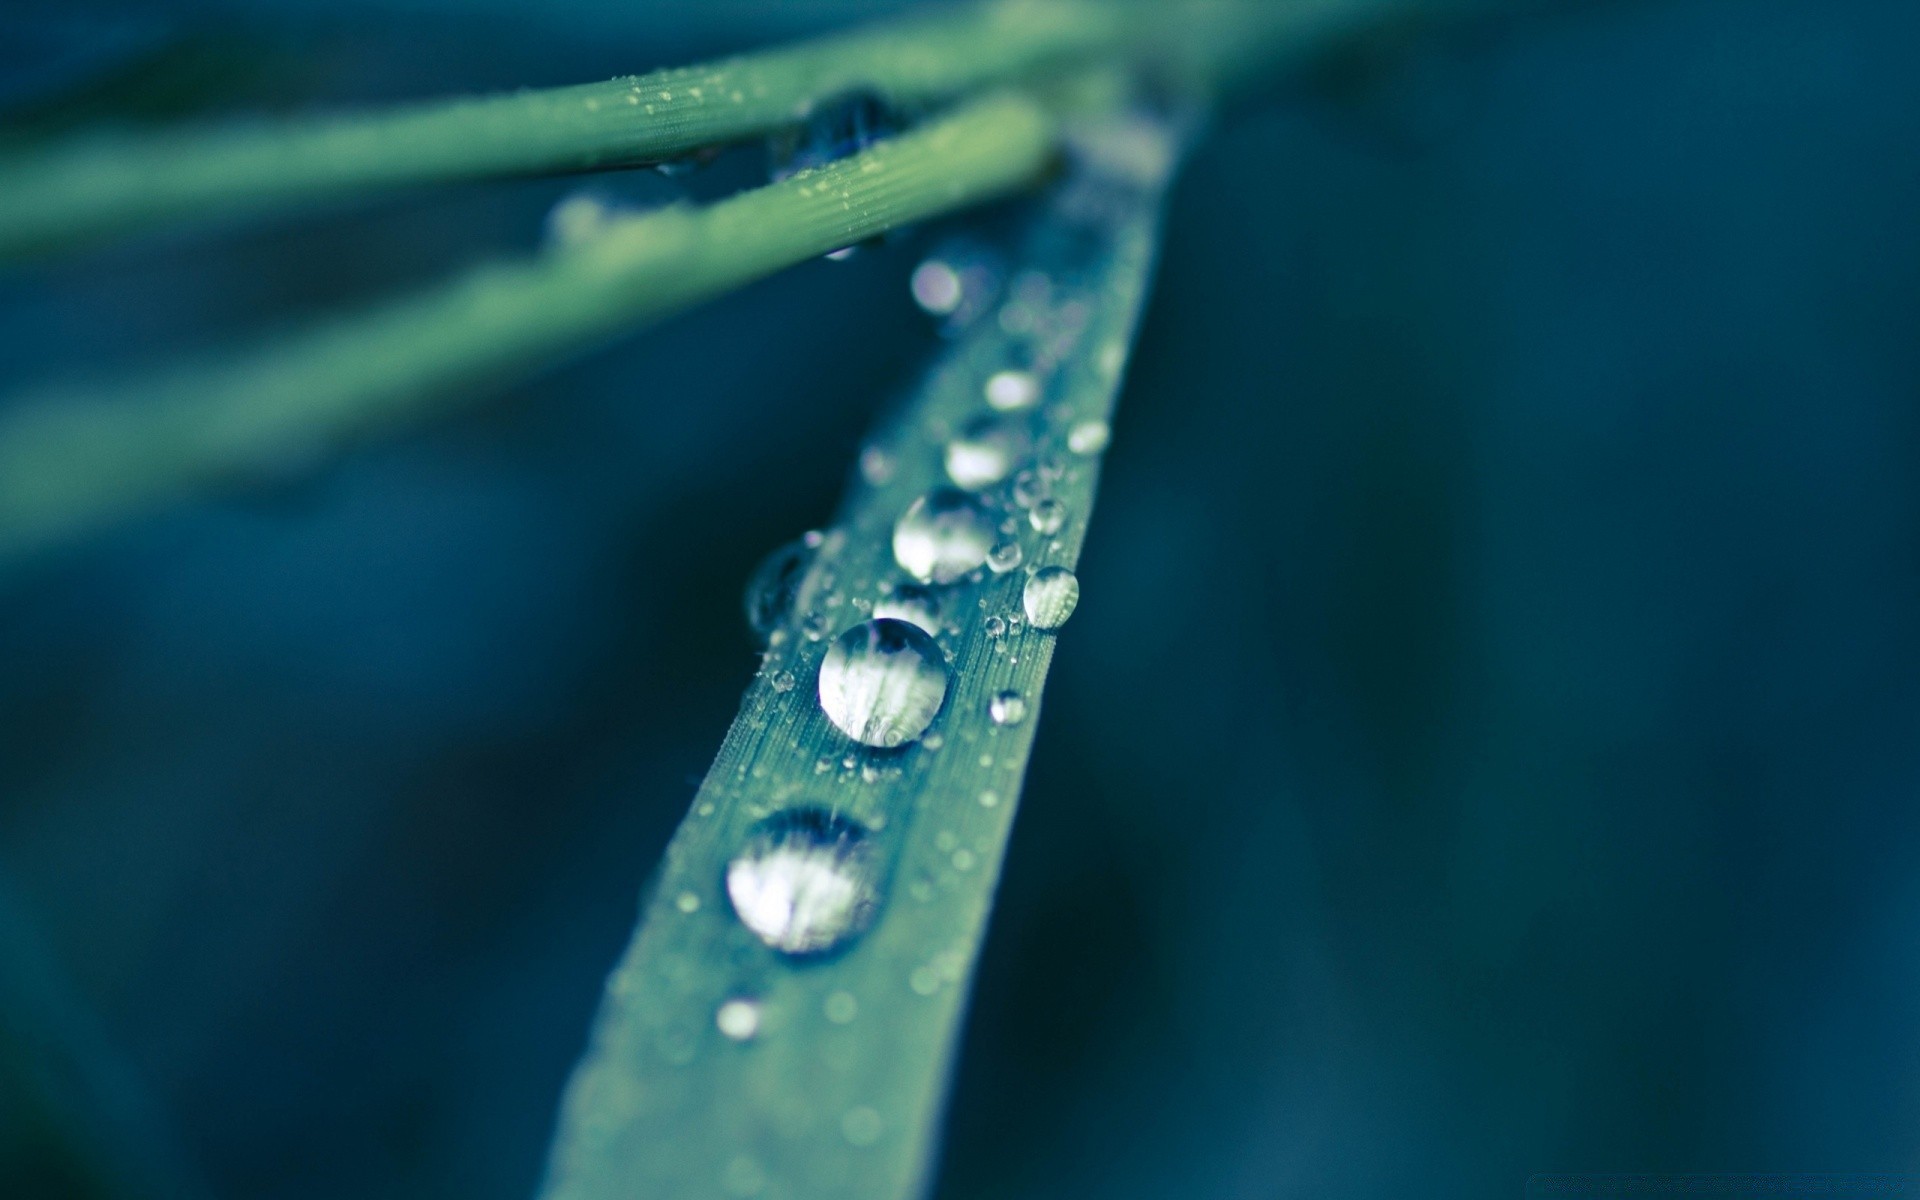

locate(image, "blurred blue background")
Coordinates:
2 0 1918 1196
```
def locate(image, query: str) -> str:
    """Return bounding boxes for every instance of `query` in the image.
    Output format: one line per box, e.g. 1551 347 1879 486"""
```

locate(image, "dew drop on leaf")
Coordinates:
817 619 949 747
715 998 762 1041
1028 497 1066 534
986 540 1024 573
893 488 995 584
1022 566 1081 630
743 537 815 645
944 415 1029 490
984 369 1040 411
872 583 942 634
988 690 1028 726
726 808 880 955
1067 419 1111 455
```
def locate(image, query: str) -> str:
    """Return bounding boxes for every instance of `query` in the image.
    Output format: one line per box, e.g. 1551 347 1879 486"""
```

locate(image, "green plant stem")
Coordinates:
0 92 1058 565
540 106 1187 1200
0 0 1408 257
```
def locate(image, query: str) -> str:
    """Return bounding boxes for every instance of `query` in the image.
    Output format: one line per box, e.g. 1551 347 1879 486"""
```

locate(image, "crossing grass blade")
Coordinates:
537 102 1189 1200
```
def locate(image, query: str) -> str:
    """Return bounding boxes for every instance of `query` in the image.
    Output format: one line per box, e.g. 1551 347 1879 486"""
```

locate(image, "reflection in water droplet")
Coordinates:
1023 566 1081 630
944 415 1029 490
873 583 941 634
1068 419 1111 455
727 808 880 955
985 370 1040 411
987 540 1024 573
893 489 995 584
989 690 1028 726
744 537 815 645
716 998 762 1041
1028 497 1067 534
818 619 949 747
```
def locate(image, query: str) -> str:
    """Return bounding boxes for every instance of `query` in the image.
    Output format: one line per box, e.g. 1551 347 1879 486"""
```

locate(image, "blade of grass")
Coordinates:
539 101 1187 1200
0 91 1058 567
0 0 1411 257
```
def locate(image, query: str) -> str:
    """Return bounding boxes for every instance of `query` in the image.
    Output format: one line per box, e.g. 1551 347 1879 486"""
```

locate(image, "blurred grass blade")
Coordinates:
539 102 1189 1200
0 92 1059 568
0 0 1123 256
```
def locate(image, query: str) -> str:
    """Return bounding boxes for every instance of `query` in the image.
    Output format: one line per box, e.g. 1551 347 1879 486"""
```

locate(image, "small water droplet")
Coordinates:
983 615 1007 638
911 260 964 314
910 240 1003 332
944 415 1029 490
726 808 880 955
984 370 1040 411
893 488 995 584
1023 566 1081 630
842 1105 885 1147
744 537 815 645
716 998 762 1041
818 619 949 747
824 991 859 1024
988 690 1028 726
1028 497 1067 534
979 789 1000 807
872 583 941 634
675 891 701 913
987 540 1024 573
909 967 941 995
1068 420 1111 455
1010 469 1046 508
859 445 895 486
768 670 796 694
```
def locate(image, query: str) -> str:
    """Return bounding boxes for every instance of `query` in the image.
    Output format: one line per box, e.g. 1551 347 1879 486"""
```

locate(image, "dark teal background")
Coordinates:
2 1 1918 1197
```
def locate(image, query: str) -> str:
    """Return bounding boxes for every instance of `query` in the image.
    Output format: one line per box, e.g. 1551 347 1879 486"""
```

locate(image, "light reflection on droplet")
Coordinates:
817 619 949 747
1023 566 1081 630
726 808 880 955
893 488 995 584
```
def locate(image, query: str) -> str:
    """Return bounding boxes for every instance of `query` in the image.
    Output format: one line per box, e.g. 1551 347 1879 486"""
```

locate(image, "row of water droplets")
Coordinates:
637 106 1174 1185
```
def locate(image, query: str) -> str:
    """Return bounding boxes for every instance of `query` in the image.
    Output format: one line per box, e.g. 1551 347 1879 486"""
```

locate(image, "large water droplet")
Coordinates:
1022 566 1081 630
726 808 880 955
944 415 1030 490
893 489 995 584
743 537 816 645
818 619 949 747
872 583 942 634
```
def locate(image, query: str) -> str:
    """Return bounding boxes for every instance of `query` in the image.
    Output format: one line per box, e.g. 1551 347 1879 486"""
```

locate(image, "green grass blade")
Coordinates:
538 103 1188 1200
0 92 1059 567
0 0 1123 256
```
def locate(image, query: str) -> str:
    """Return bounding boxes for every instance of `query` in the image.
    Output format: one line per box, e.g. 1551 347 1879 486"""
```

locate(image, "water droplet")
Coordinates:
983 615 1007 638
979 789 1000 807
744 537 815 645
909 967 941 995
1028 497 1067 534
818 619 949 747
910 240 1003 332
824 991 859 1024
944 415 1030 490
842 1105 885 1147
770 89 899 182
1010 469 1046 508
872 583 941 634
675 891 701 913
726 808 879 955
1023 566 1081 630
893 488 995 584
1068 419 1111 455
769 670 796 694
951 848 976 871
716 998 762 1041
859 445 895 486
988 690 1028 726
984 370 1040 412
987 540 1024 573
